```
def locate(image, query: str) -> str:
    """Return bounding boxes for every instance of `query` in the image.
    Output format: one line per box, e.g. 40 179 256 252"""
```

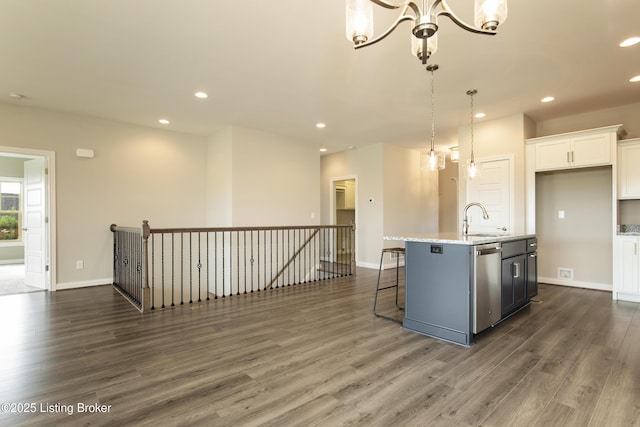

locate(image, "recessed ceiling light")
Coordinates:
158 119 170 124
541 96 555 103
319 148 327 152
619 37 640 47
316 123 326 128
195 91 208 99
630 75 640 83
474 112 486 119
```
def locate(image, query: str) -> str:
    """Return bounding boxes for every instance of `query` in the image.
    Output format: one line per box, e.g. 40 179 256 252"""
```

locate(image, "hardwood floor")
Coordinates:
0 267 639 426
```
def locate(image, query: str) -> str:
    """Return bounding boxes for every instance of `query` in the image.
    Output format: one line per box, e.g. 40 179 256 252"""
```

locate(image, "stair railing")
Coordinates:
111 221 355 311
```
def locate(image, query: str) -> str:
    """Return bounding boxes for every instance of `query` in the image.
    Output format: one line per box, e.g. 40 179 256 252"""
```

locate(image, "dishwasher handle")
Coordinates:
476 247 502 256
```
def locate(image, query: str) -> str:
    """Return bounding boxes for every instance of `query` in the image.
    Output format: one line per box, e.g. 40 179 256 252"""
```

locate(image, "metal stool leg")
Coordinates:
395 254 404 310
373 249 385 316
373 248 404 323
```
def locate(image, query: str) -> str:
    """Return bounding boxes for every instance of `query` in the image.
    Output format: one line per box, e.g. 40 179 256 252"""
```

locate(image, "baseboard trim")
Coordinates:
55 278 112 291
613 292 640 303
539 276 612 292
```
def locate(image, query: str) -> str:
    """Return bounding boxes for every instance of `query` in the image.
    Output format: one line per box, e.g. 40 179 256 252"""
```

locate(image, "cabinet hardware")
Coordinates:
513 262 521 278
566 152 570 163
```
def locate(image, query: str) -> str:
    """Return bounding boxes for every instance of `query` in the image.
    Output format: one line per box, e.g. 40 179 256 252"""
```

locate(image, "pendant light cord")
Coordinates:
426 64 439 154
467 89 477 163
430 68 435 152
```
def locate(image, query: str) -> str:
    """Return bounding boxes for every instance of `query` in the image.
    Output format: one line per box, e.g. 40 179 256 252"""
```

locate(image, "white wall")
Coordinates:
321 144 438 268
438 159 459 233
536 102 640 139
321 145 383 267
0 103 208 287
206 126 321 227
230 126 320 226
206 127 233 226
536 167 612 288
383 144 438 236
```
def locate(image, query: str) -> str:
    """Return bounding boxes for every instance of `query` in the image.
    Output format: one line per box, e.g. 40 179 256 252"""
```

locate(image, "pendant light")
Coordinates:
467 89 478 178
420 64 444 171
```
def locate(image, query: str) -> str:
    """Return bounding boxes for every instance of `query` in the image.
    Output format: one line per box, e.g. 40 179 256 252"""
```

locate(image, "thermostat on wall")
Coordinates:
76 148 95 158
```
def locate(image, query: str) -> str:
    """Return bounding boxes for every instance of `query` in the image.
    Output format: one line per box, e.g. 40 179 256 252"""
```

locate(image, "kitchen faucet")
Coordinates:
462 202 490 235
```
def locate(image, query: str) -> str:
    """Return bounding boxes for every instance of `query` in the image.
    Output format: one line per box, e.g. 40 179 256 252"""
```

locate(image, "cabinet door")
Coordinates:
502 254 526 316
571 134 611 168
616 237 639 295
535 139 570 171
619 142 640 198
526 252 538 299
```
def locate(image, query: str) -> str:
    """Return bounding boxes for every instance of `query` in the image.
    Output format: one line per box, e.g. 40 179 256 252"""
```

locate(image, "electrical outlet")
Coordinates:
558 268 573 280
76 260 84 270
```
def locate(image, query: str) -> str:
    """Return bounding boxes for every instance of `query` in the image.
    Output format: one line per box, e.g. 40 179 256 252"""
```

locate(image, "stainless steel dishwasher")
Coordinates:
473 243 502 333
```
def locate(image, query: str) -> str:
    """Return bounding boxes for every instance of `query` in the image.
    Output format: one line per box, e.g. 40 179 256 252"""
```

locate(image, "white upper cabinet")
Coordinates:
533 128 618 172
618 138 640 199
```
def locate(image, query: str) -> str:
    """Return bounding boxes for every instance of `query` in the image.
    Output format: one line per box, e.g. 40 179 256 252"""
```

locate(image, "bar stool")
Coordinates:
373 247 405 322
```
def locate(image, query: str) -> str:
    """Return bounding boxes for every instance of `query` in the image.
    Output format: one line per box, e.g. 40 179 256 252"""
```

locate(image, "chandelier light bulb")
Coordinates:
346 0 373 44
475 0 508 31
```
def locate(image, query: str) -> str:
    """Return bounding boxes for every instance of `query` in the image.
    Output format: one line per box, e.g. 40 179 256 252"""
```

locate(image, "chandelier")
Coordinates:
346 0 508 63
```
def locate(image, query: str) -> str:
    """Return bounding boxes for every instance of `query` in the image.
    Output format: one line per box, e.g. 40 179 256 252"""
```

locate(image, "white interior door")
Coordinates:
23 158 47 289
466 157 512 234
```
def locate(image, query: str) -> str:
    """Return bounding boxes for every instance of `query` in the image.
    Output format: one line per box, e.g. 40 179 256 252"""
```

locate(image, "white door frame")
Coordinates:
0 146 56 291
464 154 515 234
329 175 358 264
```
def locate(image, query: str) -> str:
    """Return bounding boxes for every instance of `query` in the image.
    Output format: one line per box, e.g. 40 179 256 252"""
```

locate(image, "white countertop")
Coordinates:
384 232 536 245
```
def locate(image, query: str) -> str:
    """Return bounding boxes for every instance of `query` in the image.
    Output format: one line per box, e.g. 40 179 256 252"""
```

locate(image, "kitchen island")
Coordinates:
385 232 537 346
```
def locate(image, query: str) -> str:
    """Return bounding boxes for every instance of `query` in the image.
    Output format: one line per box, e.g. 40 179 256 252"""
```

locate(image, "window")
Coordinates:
0 179 22 242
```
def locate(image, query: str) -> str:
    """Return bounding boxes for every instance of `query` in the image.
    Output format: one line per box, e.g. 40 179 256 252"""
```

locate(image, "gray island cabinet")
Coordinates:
385 232 537 346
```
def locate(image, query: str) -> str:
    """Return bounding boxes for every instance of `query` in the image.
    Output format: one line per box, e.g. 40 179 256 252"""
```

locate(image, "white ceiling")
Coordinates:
1 1 639 154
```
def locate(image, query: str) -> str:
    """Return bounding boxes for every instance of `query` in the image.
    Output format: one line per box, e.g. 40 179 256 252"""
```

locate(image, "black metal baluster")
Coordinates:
250 230 254 293
180 232 184 305
269 230 278 288
235 231 240 296
257 230 261 292
161 233 165 309
287 229 291 286
171 233 175 307
222 231 225 298
243 230 247 294
206 231 210 301
214 232 218 299
151 234 155 310
197 232 202 302
189 232 193 304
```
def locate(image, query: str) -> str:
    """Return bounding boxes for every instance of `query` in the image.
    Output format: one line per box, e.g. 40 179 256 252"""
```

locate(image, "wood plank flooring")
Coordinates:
0 267 639 426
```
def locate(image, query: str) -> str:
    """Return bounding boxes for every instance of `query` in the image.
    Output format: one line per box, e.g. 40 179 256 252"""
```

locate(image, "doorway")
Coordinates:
331 177 357 265
0 147 55 295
